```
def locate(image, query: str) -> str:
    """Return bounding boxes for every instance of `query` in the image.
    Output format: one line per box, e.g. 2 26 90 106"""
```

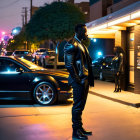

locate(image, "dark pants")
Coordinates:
71 79 89 129
115 74 121 89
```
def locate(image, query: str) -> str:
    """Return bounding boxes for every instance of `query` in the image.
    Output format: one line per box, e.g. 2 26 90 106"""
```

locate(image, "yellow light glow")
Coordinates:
88 29 117 35
119 23 137 27
131 11 140 19
92 24 107 30
129 71 134 84
87 24 107 34
87 10 140 37
108 15 130 26
88 34 115 39
108 26 126 30
60 80 68 83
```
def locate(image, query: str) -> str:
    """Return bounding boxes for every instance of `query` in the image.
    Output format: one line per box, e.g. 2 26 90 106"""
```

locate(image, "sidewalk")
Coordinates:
89 80 140 108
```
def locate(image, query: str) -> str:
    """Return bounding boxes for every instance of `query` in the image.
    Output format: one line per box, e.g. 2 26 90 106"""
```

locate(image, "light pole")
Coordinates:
30 0 32 19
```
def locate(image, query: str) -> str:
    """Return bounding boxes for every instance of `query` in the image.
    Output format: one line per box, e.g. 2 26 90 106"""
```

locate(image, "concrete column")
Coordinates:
134 25 140 94
115 30 127 51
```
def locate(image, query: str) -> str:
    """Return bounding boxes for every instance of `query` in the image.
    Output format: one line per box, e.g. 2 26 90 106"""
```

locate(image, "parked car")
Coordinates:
12 50 34 62
92 55 115 80
5 51 13 56
0 56 72 105
0 52 5 56
39 50 55 67
34 48 47 65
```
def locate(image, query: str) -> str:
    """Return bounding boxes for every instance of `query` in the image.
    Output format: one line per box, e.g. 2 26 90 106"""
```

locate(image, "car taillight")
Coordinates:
45 56 49 58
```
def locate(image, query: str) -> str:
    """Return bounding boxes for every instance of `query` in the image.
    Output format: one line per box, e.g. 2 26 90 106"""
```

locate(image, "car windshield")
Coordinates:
15 51 29 54
92 57 104 63
17 58 46 71
36 49 46 53
6 52 13 55
105 56 114 63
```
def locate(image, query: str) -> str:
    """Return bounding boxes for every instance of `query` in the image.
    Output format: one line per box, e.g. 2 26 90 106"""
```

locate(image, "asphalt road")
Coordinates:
0 93 140 140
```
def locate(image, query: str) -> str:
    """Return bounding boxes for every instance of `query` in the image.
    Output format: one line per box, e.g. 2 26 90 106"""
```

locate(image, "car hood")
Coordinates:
33 69 69 78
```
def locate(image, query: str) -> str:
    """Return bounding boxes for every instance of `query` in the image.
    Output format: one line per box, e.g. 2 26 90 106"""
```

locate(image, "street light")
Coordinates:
2 32 5 35
11 27 21 36
97 51 103 58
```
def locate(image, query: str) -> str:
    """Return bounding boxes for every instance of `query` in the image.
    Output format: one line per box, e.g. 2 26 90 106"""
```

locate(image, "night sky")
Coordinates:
0 0 88 36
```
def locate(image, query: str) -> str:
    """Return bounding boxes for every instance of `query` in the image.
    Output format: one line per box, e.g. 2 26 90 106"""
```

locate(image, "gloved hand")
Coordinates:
75 77 81 84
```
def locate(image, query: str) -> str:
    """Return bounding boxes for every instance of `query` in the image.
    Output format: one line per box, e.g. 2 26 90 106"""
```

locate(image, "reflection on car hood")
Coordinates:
33 69 69 78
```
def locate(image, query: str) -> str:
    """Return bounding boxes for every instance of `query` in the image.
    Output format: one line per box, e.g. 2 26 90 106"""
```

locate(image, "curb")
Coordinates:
89 91 140 108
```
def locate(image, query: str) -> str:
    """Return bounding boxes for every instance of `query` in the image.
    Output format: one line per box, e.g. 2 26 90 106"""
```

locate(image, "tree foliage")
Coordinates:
7 30 26 51
26 2 86 43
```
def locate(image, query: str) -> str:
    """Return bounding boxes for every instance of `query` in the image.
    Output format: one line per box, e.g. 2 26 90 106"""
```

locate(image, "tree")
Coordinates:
26 2 85 42
26 2 86 68
7 30 27 51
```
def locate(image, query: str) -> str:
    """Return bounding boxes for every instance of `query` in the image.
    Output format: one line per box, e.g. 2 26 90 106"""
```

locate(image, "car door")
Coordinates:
102 57 114 80
0 58 32 98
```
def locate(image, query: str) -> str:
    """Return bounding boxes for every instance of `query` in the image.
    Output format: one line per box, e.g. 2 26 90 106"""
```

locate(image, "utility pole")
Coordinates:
30 0 32 19
22 7 28 25
22 7 28 50
21 14 25 27
25 7 27 25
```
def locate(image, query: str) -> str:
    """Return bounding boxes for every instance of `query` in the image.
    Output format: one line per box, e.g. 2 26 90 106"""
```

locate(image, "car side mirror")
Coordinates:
16 67 24 73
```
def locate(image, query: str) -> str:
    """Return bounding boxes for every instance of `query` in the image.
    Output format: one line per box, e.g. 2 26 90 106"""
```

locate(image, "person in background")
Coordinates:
64 24 94 140
112 46 125 92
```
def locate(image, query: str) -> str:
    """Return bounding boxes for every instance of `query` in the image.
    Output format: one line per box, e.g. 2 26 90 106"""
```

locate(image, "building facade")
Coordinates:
87 0 140 93
75 2 90 22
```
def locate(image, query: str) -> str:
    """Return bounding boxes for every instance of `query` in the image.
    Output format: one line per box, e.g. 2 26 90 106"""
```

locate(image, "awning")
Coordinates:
86 1 140 39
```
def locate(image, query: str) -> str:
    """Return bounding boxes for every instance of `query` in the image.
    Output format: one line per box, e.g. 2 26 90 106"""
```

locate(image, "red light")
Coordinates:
45 56 49 58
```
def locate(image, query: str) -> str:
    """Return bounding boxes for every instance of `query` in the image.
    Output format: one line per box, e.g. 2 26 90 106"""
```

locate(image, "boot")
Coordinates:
80 127 92 136
118 88 121 92
114 88 117 92
72 128 88 140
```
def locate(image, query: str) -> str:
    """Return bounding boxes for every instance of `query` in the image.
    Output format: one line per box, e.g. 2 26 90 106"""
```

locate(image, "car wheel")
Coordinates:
33 82 57 105
99 72 104 81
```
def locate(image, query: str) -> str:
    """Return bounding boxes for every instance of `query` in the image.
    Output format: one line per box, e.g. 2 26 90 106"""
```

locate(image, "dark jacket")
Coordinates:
64 36 94 87
112 53 124 74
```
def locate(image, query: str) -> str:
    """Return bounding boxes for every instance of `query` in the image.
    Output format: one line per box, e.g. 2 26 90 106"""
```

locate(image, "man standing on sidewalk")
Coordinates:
64 24 94 140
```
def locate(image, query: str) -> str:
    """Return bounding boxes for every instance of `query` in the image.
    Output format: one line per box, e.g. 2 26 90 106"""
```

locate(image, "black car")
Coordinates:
92 55 115 80
5 51 13 56
0 56 72 105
